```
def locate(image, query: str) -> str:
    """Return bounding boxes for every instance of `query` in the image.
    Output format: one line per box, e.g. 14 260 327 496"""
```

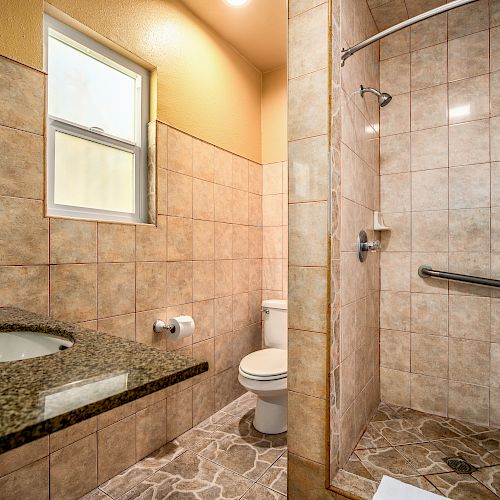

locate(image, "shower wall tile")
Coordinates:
379 11 499 427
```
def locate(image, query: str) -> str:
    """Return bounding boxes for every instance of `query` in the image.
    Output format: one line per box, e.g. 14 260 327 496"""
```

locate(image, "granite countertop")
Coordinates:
0 307 208 454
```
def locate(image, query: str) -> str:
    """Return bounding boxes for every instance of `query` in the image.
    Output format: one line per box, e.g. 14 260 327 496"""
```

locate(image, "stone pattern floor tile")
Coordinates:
331 401 500 499
78 392 286 499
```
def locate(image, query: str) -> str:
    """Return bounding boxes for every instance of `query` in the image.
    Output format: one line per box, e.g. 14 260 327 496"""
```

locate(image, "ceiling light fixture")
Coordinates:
223 0 250 7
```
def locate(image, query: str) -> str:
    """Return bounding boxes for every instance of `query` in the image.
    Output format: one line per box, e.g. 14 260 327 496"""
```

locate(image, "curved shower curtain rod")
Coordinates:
341 0 480 66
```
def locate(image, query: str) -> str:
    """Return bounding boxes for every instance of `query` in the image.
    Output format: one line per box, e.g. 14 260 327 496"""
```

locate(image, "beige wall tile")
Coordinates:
50 264 97 322
232 292 249 330
97 223 135 263
233 225 249 259
289 266 327 332
490 387 500 427
288 69 328 141
410 13 447 50
411 169 448 211
289 3 328 79
380 93 410 136
98 313 135 342
449 208 490 252
410 127 447 174
380 133 410 174
0 457 48 500
380 291 410 331
410 373 448 416
168 172 192 218
167 387 193 441
0 197 47 265
410 84 448 131
448 381 489 424
192 139 214 182
192 377 215 425
0 266 48 315
168 216 193 261
490 342 500 387
449 295 490 340
193 178 214 221
214 222 233 260
263 226 282 259
193 260 214 301
248 193 263 226
214 260 232 298
411 211 448 252
136 262 166 311
215 295 232 335
167 128 192 175
50 219 96 264
263 163 283 195
288 136 329 203
380 173 411 212
0 125 43 200
411 333 448 378
0 437 48 478
411 293 448 336
192 299 214 344
288 391 326 464
380 252 410 291
50 434 97 500
448 0 489 39
263 194 283 226
449 164 490 209
449 119 490 167
136 216 167 262
380 213 411 251
289 202 327 266
214 332 233 373
287 453 331 500
135 400 166 460
0 57 44 134
411 43 447 91
381 54 410 96
232 156 248 192
289 330 326 398
248 161 263 195
232 259 249 294
97 415 136 484
493 26 500 70
380 329 410 371
380 367 410 406
213 148 232 186
449 74 489 125
97 263 135 318
232 190 249 225
167 261 193 305
491 116 500 161
449 338 490 385
448 30 490 81
380 28 410 60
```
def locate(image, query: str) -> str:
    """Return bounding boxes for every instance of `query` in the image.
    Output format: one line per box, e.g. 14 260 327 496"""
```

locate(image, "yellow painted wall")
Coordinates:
261 66 287 164
0 0 263 162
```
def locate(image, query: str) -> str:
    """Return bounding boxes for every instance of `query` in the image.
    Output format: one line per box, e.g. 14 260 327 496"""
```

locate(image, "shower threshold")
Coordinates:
330 402 500 499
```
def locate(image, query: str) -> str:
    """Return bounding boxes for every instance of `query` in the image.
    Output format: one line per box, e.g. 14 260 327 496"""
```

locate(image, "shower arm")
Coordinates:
341 0 480 66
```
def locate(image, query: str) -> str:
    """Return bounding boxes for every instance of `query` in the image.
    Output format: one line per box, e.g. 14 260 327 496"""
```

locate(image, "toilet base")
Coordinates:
253 393 287 434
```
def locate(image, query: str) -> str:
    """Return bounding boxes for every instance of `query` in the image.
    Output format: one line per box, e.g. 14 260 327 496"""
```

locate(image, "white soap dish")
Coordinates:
374 211 390 231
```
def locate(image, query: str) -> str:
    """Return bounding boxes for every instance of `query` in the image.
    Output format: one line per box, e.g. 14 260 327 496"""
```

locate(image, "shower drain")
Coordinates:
442 457 477 474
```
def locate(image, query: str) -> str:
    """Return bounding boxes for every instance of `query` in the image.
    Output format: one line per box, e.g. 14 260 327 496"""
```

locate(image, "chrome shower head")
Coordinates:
359 85 392 107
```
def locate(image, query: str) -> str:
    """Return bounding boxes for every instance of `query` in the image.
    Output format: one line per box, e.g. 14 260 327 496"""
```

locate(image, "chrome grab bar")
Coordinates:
418 265 500 289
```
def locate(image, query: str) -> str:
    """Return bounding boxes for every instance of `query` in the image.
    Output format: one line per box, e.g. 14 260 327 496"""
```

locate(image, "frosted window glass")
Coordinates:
48 35 136 142
54 132 135 213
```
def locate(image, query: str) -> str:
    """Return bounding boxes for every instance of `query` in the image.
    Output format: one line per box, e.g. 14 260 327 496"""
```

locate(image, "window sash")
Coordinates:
44 14 149 223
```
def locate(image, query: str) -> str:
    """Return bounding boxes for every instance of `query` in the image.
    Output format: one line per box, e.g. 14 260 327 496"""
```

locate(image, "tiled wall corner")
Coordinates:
330 0 381 483
379 2 500 428
287 1 333 498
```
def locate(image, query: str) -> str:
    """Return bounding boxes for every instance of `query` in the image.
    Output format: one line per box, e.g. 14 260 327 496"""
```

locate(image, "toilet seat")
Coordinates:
239 348 287 381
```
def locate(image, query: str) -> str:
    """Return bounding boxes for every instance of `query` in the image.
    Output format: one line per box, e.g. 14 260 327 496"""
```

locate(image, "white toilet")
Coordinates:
238 299 287 434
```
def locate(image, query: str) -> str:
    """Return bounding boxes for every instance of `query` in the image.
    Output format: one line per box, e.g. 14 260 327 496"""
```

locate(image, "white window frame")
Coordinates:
44 15 150 223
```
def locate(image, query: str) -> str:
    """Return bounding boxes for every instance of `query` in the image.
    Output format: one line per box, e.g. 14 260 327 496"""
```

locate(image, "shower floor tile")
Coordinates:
80 392 287 500
331 402 500 499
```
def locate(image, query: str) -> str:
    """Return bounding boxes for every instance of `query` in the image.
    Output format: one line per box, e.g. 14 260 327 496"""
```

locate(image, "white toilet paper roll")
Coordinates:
168 315 195 340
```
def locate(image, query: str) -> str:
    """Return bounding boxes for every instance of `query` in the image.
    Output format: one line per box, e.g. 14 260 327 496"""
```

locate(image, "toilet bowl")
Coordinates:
238 299 287 434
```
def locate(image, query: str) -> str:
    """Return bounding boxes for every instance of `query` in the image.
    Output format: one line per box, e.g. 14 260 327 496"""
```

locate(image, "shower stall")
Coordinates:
287 0 499 497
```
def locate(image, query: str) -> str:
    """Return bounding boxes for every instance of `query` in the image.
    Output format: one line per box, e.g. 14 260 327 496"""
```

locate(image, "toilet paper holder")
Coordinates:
153 320 176 334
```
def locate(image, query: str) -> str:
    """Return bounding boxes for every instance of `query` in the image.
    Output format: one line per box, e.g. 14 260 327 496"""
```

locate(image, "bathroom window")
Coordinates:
44 15 150 223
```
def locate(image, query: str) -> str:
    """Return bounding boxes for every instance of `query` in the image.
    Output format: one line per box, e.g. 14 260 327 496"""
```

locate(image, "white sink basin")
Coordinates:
0 331 73 362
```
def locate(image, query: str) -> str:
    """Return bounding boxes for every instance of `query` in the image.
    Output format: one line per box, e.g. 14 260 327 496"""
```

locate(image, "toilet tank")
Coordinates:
262 299 287 349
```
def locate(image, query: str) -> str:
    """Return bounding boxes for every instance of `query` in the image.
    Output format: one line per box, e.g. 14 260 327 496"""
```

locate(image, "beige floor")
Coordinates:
80 392 287 499
331 402 500 499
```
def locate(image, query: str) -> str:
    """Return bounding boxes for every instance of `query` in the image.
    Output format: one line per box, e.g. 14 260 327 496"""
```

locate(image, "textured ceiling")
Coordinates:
367 0 447 31
181 0 287 72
